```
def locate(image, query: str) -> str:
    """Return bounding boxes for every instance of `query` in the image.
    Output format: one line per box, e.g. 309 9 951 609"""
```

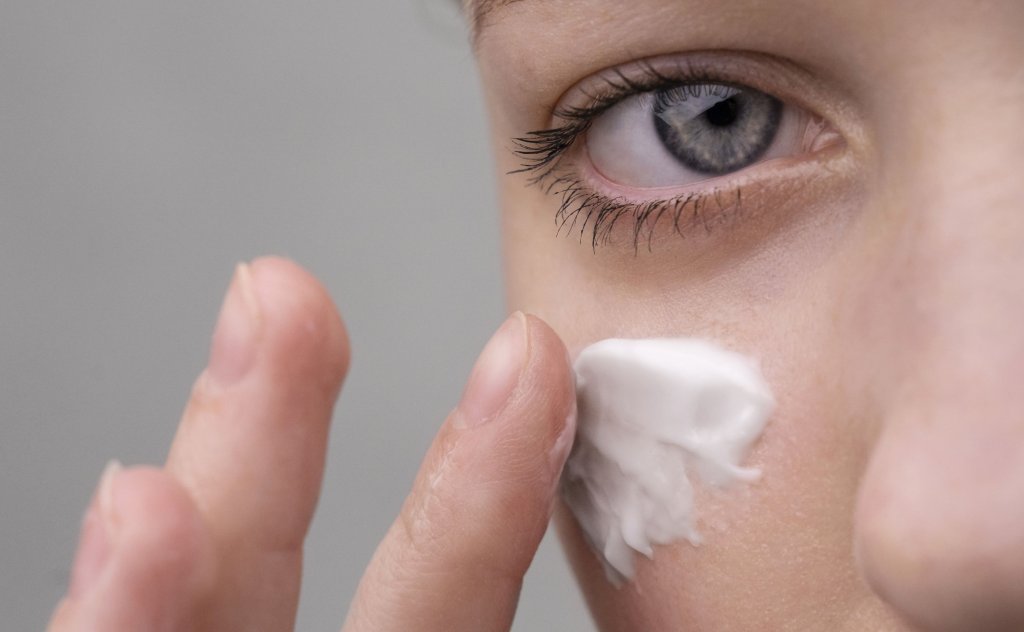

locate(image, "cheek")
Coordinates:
555 301 880 628
500 161 862 344
504 204 888 626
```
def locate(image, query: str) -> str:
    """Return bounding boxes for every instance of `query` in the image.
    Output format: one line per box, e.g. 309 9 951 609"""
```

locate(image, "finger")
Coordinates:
48 465 216 632
165 257 350 628
343 313 577 632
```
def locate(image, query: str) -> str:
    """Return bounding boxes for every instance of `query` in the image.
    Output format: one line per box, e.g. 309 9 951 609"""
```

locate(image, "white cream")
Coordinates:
560 338 774 585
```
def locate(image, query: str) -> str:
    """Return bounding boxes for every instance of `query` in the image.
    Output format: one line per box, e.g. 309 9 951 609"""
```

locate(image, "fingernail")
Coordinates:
549 395 578 477
208 263 261 385
454 312 527 428
69 460 121 600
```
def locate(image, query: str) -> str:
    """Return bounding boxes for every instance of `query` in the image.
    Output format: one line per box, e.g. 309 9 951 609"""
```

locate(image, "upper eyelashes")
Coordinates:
511 62 684 182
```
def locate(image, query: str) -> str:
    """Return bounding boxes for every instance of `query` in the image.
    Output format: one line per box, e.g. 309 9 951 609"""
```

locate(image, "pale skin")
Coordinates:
49 1 1024 631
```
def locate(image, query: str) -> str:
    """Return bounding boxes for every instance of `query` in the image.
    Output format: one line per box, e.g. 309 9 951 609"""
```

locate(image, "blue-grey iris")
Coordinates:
653 84 783 176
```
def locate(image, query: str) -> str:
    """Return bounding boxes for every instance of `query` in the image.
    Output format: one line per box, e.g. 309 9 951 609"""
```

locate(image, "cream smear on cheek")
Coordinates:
560 338 774 586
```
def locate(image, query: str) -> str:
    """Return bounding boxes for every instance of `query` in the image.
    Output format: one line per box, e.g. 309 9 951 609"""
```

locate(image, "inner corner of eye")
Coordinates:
801 113 845 154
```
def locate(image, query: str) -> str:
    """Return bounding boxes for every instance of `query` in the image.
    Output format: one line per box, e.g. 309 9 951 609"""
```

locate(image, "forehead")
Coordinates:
471 0 1022 94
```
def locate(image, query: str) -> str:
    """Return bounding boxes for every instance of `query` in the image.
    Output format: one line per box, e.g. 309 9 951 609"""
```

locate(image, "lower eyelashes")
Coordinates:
542 171 756 254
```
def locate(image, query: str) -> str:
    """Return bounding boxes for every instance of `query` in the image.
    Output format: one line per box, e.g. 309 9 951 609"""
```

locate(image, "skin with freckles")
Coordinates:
477 0 1024 630
49 2 1022 631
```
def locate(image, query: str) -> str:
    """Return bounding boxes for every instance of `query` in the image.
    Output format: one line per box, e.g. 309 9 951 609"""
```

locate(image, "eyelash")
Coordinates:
511 62 752 252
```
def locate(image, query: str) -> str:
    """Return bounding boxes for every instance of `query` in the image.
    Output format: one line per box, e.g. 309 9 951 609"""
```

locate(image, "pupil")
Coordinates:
704 98 739 127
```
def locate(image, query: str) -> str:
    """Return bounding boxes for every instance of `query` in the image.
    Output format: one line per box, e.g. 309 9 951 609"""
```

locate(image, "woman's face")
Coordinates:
472 0 1024 630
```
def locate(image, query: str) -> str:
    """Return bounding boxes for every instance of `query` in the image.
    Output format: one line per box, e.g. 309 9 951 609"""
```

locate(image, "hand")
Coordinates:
47 257 577 632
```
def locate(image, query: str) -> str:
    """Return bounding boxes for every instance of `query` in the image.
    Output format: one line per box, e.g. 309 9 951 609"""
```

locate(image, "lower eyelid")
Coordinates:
579 138 798 205
545 130 852 252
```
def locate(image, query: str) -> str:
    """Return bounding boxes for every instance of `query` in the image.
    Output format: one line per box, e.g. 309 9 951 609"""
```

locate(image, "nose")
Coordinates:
851 66 1024 631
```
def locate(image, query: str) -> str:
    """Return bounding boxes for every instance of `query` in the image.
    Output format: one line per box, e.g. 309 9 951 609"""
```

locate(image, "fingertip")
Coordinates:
113 467 208 543
520 313 578 458
168 257 348 566
51 467 215 631
522 314 574 394
413 313 577 558
107 467 216 594
247 256 351 395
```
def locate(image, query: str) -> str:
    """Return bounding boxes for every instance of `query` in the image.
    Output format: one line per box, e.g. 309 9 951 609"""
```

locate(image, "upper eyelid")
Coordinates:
553 61 717 122
547 51 854 134
553 62 683 119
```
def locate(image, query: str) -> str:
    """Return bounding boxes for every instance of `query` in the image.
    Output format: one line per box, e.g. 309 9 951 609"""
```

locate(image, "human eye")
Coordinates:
511 54 846 250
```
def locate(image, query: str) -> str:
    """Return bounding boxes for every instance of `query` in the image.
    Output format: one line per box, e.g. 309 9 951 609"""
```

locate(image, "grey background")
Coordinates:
0 0 591 629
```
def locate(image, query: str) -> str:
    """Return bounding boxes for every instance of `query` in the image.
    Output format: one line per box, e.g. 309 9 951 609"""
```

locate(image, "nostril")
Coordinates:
854 422 1024 632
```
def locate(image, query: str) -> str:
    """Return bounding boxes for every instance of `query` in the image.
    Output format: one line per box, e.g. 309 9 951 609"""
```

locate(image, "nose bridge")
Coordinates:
874 64 1024 410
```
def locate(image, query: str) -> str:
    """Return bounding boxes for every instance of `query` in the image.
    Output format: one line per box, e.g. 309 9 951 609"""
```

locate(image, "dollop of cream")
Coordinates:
560 338 774 585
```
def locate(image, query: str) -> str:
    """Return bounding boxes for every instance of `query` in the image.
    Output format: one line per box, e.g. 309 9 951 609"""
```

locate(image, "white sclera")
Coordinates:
560 338 774 586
